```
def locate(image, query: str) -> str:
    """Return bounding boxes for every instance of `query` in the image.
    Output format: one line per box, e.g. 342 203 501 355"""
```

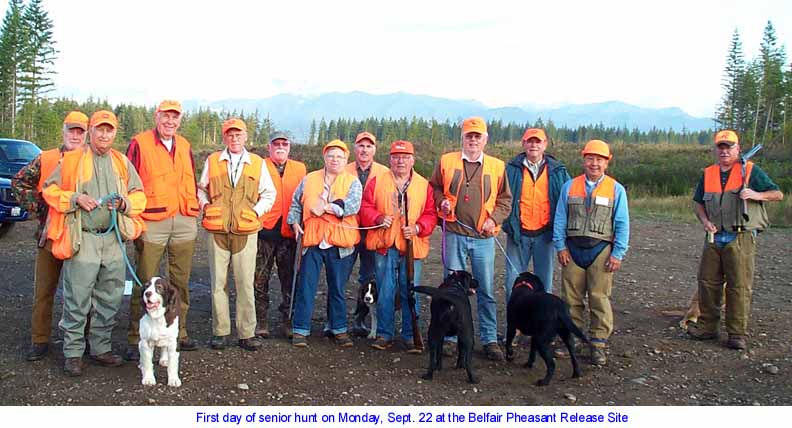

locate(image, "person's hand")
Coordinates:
292 223 304 238
310 201 325 216
401 224 418 239
440 199 451 215
76 194 99 211
702 219 717 234
105 197 124 211
557 249 571 267
739 188 760 201
481 218 496 236
605 255 622 273
323 203 337 215
380 215 394 228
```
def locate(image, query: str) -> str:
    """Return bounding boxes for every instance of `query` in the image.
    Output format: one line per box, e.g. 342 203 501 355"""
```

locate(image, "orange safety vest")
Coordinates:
260 158 306 238
364 172 431 259
44 148 147 260
37 149 61 192
301 170 360 248
438 152 505 235
132 130 200 221
201 151 265 235
565 175 616 242
702 162 768 231
345 161 388 188
519 167 550 231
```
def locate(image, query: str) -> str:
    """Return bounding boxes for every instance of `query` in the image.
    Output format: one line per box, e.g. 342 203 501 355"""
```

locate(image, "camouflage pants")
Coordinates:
253 237 297 322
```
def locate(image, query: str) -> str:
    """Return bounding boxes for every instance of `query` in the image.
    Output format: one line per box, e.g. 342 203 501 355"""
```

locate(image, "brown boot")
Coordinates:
64 357 85 377
255 318 270 339
281 318 292 339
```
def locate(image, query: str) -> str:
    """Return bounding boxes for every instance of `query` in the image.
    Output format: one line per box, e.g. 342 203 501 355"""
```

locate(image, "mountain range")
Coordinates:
183 91 715 142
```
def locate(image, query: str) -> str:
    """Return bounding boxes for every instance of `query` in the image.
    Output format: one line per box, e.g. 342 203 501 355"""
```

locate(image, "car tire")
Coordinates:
0 222 14 238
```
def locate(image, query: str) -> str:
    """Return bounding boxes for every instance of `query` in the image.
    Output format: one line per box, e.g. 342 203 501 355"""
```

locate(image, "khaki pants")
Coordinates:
31 245 64 344
560 246 614 343
697 232 755 336
128 215 197 345
209 233 257 340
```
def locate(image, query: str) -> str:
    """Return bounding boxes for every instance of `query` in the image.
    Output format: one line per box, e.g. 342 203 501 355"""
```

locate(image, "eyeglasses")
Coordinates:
270 141 290 147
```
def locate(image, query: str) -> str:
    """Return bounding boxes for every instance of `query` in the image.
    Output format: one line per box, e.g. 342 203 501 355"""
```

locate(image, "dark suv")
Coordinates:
0 138 41 237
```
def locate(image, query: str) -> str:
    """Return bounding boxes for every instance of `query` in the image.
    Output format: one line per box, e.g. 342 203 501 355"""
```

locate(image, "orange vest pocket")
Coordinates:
236 208 260 233
202 205 225 232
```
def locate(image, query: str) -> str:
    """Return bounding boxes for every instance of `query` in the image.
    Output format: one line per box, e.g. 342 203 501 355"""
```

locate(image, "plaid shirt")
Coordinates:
11 153 49 243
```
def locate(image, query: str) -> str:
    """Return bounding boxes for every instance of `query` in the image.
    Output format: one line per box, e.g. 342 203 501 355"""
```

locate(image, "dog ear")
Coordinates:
139 281 148 316
164 281 181 328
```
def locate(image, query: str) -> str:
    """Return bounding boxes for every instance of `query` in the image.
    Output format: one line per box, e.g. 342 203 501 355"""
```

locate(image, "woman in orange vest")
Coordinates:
286 140 362 348
359 141 436 352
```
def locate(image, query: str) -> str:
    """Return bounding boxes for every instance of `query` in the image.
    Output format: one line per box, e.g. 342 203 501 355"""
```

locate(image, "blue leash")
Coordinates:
94 193 144 287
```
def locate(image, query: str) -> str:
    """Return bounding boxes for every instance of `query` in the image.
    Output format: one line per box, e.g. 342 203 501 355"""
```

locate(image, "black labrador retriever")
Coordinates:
414 270 479 384
505 271 588 386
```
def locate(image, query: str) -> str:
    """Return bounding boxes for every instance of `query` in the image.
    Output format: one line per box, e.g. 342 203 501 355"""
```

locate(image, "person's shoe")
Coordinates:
726 335 747 350
280 320 293 339
26 343 49 361
178 337 198 351
292 333 308 348
255 327 270 339
210 335 228 350
590 345 607 366
553 345 570 359
442 341 456 357
371 337 392 351
90 352 123 367
688 326 718 341
124 346 140 361
238 337 262 351
63 357 84 377
484 342 505 361
334 332 353 348
404 341 423 354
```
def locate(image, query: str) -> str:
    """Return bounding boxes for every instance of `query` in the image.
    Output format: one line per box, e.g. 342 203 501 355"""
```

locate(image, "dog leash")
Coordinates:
441 217 447 269
453 219 521 276
96 193 144 288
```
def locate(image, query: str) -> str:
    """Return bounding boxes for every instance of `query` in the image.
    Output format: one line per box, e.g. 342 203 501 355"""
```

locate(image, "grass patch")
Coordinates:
631 195 792 228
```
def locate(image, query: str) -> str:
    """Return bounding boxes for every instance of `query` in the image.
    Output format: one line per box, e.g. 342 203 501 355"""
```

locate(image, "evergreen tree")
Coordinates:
0 0 26 136
308 119 316 145
716 29 744 129
756 20 786 146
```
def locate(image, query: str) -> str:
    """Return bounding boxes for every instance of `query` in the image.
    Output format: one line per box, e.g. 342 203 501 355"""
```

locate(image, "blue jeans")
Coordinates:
504 230 556 303
292 246 354 337
374 247 423 341
444 231 497 344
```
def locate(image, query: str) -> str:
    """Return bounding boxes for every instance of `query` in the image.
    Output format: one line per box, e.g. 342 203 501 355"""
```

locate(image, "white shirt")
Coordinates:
160 138 173 152
197 148 276 217
461 151 484 164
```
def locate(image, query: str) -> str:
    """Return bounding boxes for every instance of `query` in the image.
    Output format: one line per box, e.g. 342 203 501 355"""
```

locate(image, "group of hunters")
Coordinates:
10 101 783 377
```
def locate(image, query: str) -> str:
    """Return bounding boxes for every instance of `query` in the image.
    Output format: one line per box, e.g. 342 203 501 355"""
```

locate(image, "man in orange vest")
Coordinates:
286 140 362 348
359 140 436 352
124 100 200 361
11 111 90 362
553 139 630 366
42 110 147 377
429 117 513 361
253 131 306 339
197 118 276 352
345 131 388 335
688 130 783 350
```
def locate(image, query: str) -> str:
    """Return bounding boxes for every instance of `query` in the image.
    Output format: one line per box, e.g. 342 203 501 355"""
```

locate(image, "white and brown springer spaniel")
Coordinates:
139 276 181 387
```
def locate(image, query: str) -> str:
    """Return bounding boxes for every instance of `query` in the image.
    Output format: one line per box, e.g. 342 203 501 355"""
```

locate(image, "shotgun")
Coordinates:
402 191 424 352
740 144 762 222
288 229 303 319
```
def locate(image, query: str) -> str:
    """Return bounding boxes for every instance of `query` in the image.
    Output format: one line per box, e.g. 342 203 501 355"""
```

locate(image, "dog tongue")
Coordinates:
146 301 160 310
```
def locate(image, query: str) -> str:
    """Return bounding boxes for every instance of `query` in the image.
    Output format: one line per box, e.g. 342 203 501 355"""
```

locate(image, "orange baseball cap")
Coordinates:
89 110 118 129
522 128 547 142
222 118 247 134
157 99 182 114
323 139 349 155
63 111 89 130
390 140 414 155
581 139 612 160
714 130 738 146
462 117 487 135
354 131 376 145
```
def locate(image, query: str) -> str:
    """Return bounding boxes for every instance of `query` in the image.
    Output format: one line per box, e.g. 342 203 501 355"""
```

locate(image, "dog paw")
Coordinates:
536 379 550 387
142 376 156 386
366 333 376 340
505 352 515 362
468 377 479 384
159 359 169 368
421 373 433 381
524 361 534 369
168 377 182 387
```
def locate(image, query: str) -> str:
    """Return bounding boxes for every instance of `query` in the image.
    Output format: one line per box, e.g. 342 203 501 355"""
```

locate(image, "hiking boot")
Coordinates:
484 342 505 361
292 333 308 348
63 358 84 377
238 337 262 351
124 345 140 361
404 341 423 355
210 335 228 350
442 341 456 357
554 341 586 359
26 343 49 361
590 345 607 366
688 326 718 341
90 352 123 367
334 333 353 348
726 335 747 350
256 319 270 339
178 337 198 351
371 337 392 350
280 320 292 339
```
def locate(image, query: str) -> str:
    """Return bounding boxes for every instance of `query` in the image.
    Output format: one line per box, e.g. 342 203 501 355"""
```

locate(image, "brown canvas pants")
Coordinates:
559 246 614 344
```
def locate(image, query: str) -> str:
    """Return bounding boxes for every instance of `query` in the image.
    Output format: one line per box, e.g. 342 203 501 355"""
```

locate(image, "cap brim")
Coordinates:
65 123 87 130
92 120 116 129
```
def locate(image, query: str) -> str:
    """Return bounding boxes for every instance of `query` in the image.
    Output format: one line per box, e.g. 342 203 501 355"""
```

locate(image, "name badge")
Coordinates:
595 196 610 206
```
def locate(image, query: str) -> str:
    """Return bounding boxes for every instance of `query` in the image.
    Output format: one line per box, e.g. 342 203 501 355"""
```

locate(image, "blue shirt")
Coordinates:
553 175 630 261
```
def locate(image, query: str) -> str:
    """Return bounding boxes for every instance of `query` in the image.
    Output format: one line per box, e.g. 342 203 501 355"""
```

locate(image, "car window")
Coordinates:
0 140 39 162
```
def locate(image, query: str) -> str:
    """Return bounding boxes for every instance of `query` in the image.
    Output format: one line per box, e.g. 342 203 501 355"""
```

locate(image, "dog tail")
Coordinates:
414 286 468 307
560 305 589 343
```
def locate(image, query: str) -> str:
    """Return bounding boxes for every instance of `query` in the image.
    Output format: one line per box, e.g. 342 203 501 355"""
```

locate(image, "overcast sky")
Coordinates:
4 0 791 117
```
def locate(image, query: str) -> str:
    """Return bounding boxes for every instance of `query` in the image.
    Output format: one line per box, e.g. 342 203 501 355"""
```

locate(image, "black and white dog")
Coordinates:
139 276 181 387
351 279 378 339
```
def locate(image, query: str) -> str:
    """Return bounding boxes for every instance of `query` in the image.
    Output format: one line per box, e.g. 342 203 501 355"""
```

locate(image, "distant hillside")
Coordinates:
183 92 714 142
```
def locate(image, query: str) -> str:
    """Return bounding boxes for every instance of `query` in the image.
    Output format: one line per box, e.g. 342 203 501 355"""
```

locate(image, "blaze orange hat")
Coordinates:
390 140 414 155
89 110 118 129
522 128 547 142
354 131 376 145
323 139 349 155
156 99 182 114
581 139 612 160
714 130 738 146
222 118 247 134
63 111 88 130
462 117 487 135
